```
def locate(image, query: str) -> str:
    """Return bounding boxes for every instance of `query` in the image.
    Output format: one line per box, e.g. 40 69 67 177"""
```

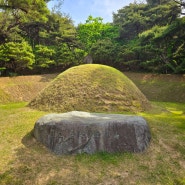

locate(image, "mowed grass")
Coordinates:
29 64 151 113
0 71 185 185
125 72 185 103
0 101 185 185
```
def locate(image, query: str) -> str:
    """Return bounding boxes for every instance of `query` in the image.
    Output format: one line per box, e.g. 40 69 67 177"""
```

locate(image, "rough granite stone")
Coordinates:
34 111 151 155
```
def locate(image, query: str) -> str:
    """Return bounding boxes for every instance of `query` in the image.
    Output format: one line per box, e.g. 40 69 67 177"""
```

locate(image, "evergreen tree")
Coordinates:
0 0 49 44
0 41 35 74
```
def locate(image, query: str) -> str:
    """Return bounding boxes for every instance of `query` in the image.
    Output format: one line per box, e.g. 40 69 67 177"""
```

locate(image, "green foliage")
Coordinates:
113 1 179 40
40 12 76 46
0 41 34 73
137 17 185 73
0 0 49 23
0 0 184 74
0 0 49 44
55 43 86 67
77 16 119 52
77 16 120 67
0 2 79 74
112 1 184 73
113 3 149 40
116 39 142 71
90 39 120 66
77 16 105 52
34 45 55 68
146 0 170 5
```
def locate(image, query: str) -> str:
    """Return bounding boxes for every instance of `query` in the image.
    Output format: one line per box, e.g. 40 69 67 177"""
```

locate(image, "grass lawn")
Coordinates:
0 101 185 185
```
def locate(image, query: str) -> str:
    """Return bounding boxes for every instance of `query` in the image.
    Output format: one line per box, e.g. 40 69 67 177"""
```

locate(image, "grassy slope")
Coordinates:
125 72 185 103
0 72 184 104
0 72 185 184
0 74 57 103
29 64 150 113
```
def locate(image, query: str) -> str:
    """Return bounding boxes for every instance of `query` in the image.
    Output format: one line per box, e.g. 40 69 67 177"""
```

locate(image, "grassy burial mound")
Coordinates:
29 64 151 113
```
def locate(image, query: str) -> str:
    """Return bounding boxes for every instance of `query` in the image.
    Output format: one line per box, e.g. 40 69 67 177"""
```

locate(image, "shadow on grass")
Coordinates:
0 131 56 185
1 131 133 185
1 130 185 185
1 105 185 185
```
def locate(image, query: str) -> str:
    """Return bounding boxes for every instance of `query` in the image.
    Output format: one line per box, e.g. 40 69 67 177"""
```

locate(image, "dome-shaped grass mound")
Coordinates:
29 64 151 113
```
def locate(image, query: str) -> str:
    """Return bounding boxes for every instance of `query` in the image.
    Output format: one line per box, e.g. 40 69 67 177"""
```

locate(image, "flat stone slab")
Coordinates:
34 111 151 155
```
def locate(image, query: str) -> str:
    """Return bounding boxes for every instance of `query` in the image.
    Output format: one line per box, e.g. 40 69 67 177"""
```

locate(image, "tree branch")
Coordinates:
0 5 28 13
173 0 185 6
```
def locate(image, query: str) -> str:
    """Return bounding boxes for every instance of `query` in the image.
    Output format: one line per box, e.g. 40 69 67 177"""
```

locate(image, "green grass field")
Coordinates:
0 72 185 185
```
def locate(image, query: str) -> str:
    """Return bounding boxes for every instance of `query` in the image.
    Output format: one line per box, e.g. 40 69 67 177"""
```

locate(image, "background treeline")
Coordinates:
0 0 185 76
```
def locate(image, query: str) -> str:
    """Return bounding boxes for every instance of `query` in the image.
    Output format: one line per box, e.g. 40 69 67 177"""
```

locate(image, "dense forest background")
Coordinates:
0 0 185 76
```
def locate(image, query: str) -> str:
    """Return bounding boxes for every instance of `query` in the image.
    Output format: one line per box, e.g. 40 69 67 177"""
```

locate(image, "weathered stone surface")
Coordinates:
83 54 93 64
34 111 151 155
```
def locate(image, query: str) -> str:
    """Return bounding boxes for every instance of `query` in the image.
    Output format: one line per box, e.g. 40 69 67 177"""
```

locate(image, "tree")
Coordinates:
45 12 77 46
173 0 185 15
112 1 183 73
137 17 185 73
0 41 35 74
113 3 149 40
90 39 120 66
113 1 179 41
0 0 49 43
0 0 49 22
76 15 120 66
146 0 169 5
173 0 185 6
34 45 55 68
77 16 104 52
55 43 86 67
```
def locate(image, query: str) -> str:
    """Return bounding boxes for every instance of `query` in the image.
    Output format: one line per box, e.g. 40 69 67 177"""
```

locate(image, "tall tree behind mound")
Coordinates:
29 64 151 113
